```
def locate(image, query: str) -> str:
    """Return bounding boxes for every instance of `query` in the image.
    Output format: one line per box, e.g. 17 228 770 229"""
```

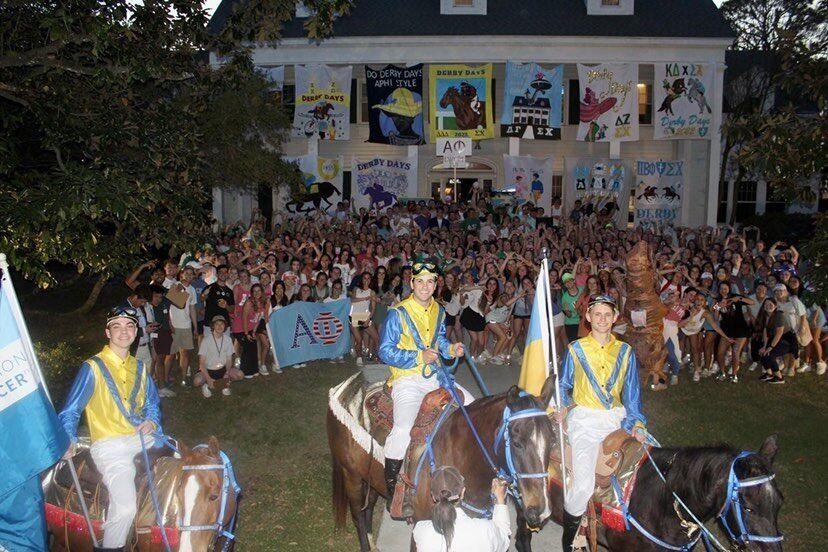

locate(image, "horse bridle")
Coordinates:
179 448 241 549
492 401 550 505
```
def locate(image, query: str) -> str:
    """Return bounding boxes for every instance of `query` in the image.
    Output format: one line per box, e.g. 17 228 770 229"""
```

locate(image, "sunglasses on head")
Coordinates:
412 262 438 276
106 306 139 325
588 294 618 310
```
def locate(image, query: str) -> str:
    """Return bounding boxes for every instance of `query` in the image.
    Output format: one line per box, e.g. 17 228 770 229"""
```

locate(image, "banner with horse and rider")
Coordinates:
365 64 425 146
281 155 344 214
500 61 563 140
564 157 632 228
633 160 685 226
501 154 555 211
352 156 419 212
429 63 494 141
576 63 639 142
653 62 713 139
292 64 352 141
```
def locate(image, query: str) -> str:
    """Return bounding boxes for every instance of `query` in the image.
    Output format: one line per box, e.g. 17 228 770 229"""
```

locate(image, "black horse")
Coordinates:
285 181 341 213
516 435 783 552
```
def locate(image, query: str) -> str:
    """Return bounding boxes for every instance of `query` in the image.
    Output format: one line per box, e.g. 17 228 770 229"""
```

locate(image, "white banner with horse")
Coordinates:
633 160 685 226
281 155 344 214
429 64 494 141
292 64 352 141
576 63 638 142
653 62 713 140
352 156 418 212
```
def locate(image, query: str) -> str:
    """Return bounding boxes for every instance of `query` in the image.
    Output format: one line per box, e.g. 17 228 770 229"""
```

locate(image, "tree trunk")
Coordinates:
69 273 109 315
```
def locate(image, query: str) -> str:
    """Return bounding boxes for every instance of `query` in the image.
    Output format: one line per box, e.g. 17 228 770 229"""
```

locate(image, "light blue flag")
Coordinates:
267 299 352 367
500 61 563 140
0 260 69 550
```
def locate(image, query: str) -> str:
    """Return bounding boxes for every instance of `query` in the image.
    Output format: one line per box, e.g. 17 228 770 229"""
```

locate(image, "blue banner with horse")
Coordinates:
267 298 352 368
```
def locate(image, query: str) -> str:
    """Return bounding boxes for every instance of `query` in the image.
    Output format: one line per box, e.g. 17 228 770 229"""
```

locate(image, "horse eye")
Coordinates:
512 441 524 450
209 494 220 501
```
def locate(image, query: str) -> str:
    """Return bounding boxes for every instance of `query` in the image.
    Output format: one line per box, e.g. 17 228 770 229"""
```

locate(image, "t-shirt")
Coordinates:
561 287 583 325
203 283 234 325
168 283 196 329
777 296 806 331
152 299 172 330
198 332 234 371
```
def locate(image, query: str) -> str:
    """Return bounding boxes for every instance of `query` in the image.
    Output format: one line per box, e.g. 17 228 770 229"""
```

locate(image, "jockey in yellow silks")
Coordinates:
377 260 473 504
555 294 647 552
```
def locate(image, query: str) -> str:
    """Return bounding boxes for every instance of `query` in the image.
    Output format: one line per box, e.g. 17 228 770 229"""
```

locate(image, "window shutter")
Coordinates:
568 80 580 125
350 79 357 124
343 171 352 201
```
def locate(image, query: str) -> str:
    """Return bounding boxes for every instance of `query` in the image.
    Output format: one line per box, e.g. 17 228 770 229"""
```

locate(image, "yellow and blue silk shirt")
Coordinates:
378 295 458 385
59 345 161 443
559 334 646 434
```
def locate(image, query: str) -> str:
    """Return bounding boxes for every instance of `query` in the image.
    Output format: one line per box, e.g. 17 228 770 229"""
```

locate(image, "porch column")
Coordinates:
706 62 726 226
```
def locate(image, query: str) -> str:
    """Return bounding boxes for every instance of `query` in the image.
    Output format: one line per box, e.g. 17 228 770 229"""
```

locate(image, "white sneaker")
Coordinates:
201 384 212 398
356 357 364 366
478 350 491 362
233 357 241 369
222 387 232 396
669 374 678 386
692 372 700 382
271 363 283 374
683 354 691 364
796 363 811 373
159 387 175 398
817 361 827 375
748 362 758 372
491 355 504 365
259 364 270 376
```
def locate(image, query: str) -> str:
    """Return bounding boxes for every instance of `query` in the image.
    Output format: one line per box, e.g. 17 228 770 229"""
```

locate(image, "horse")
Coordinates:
439 86 485 130
44 436 240 552
364 183 396 210
658 78 687 116
687 78 712 114
285 181 341 213
328 376 558 552
514 435 784 552
662 186 681 202
637 186 659 202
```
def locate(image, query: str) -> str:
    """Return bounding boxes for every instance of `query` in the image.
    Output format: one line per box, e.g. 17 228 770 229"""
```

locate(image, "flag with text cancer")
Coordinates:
518 267 552 396
0 266 69 550
267 298 351 368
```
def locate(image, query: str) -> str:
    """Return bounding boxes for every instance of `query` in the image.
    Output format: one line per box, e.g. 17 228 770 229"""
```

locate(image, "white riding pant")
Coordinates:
90 433 151 547
564 406 627 517
384 374 474 460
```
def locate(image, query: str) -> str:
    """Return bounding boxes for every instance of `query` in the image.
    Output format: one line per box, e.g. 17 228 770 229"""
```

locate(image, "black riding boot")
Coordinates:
561 511 582 552
384 458 403 511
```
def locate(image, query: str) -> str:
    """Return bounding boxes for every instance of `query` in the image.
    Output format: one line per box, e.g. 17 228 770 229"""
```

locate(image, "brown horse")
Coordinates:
439 86 485 130
328 376 558 552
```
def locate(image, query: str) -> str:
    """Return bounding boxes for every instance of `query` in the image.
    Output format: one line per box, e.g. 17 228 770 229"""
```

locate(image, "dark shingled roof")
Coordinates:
209 0 735 40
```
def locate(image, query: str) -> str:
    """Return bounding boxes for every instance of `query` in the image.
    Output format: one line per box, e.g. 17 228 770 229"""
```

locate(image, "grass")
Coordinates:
24 279 828 550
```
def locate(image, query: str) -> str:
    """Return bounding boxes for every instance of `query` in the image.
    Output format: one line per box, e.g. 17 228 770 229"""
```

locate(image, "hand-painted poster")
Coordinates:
576 63 638 142
365 64 425 145
257 65 285 103
500 62 563 140
564 157 631 227
633 160 684 226
292 64 352 140
502 155 555 210
429 64 494 141
352 156 418 211
283 155 344 213
654 62 713 139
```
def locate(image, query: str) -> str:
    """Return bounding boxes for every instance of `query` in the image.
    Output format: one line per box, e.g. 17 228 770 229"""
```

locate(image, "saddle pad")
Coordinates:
329 372 386 464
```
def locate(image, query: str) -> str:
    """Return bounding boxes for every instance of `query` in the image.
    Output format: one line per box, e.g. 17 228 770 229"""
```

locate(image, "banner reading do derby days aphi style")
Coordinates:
500 62 563 140
576 63 638 142
653 62 713 140
430 64 494 141
365 64 425 146
267 298 351 368
352 156 418 212
293 64 352 141
633 160 685 226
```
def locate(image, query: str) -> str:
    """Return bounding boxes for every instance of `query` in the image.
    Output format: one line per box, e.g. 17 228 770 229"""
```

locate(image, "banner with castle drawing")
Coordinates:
633 160 685 226
292 64 352 140
352 156 418 212
365 64 425 145
281 155 344 214
576 63 638 142
653 62 713 139
564 158 631 227
429 64 494 141
500 62 563 140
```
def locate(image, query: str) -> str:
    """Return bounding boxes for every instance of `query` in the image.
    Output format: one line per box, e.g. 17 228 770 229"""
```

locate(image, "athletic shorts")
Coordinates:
171 327 194 351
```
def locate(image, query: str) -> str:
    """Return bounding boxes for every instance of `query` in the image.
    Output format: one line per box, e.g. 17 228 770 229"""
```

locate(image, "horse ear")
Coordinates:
759 434 779 465
506 385 522 404
178 441 191 458
208 435 221 458
538 376 556 410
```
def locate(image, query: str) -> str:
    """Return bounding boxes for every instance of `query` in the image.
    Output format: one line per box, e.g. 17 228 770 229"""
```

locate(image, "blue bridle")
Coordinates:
718 451 783 547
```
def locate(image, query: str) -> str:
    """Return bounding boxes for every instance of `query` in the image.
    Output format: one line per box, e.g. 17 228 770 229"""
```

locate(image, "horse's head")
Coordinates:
439 86 458 109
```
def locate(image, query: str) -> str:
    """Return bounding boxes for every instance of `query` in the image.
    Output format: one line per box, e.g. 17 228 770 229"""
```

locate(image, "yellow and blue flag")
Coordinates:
518 265 553 396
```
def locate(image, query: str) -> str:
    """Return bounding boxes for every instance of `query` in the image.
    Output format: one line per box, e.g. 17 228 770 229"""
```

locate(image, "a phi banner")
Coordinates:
267 298 352 368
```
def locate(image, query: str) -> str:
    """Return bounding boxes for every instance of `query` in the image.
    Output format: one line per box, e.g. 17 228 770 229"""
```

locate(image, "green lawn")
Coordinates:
25 281 827 550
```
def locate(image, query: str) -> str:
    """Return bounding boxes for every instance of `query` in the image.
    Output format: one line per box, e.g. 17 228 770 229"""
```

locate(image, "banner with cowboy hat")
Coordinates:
429 64 494 142
501 154 554 211
563 157 631 228
633 160 685 226
576 63 639 142
365 64 425 145
281 155 344 214
500 61 563 140
292 64 352 141
352 156 418 212
653 62 713 140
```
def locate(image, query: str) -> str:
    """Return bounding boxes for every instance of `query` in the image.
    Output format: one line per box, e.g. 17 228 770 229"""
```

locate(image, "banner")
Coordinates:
267 298 351 367
653 62 713 139
352 156 418 211
518 263 553 396
501 62 563 140
564 158 631 227
283 155 344 213
365 64 425 145
293 64 352 140
576 63 638 142
429 64 494 141
633 160 685 226
502 155 555 211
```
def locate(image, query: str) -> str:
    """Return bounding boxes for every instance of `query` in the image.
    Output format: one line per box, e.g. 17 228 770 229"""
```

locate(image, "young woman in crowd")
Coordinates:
713 281 755 383
459 273 486 360
484 280 524 365
757 298 796 384
350 271 378 366
240 283 268 377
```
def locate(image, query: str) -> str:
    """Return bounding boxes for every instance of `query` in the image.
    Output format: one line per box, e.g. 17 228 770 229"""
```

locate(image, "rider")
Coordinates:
555 295 647 552
378 259 472 504
58 306 162 551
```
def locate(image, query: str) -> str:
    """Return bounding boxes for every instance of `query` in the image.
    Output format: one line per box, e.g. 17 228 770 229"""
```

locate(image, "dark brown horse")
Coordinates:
328 378 558 552
439 86 485 130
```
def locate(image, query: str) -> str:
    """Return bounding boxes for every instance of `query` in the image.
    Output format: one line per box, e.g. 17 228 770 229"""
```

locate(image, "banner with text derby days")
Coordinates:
577 63 638 142
293 64 352 140
366 64 425 145
430 64 494 141
564 157 631 228
502 155 554 211
654 62 713 139
634 160 685 226
500 62 563 140
283 155 344 214
267 298 351 367
353 156 418 211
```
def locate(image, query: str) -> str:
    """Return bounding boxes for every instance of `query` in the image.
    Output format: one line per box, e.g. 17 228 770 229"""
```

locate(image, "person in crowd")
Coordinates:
168 266 198 387
561 273 582 343
350 271 379 366
713 282 755 383
243 283 271 376
757 297 796 384
459 275 486 361
195 315 243 398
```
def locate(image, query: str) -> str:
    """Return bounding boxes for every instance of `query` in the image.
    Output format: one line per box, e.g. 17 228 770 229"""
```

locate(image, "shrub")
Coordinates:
36 341 82 406
740 213 816 245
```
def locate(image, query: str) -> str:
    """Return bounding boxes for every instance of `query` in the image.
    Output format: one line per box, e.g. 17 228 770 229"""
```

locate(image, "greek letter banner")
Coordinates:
654 62 713 139
267 299 352 368
365 64 425 145
576 63 638 142
293 64 352 140
564 158 631 228
502 155 554 211
352 156 419 211
283 155 344 214
429 64 494 141
633 160 685 226
500 62 562 140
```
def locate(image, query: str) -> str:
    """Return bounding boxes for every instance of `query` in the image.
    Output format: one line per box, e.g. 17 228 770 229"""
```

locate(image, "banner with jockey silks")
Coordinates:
292 64 352 140
267 298 352 368
501 155 554 211
563 158 632 228
653 62 713 139
500 62 563 140
633 160 684 226
282 155 344 214
365 64 425 145
352 156 418 212
429 64 494 141
576 63 638 142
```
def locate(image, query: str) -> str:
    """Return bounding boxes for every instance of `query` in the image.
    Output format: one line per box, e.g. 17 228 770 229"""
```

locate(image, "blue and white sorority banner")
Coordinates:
267 298 352 367
633 160 685 226
352 156 418 211
500 62 563 140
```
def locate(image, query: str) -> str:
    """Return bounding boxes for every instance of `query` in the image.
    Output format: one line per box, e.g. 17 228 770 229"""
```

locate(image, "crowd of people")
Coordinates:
121 190 826 398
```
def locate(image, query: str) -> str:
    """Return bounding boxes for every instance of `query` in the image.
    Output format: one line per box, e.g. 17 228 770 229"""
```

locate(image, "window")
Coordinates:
734 181 758 222
717 180 729 223
343 171 352 201
551 175 563 200
360 82 369 123
349 79 357 124
638 83 651 125
765 184 787 214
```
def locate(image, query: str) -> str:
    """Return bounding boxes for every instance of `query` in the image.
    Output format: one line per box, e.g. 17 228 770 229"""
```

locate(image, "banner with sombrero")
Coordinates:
292 64 352 141
576 63 639 142
653 62 713 140
365 64 425 145
429 64 494 141
500 61 563 140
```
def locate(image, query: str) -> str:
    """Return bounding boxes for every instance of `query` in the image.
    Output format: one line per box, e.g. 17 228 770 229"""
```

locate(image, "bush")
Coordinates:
740 212 816 245
36 341 82 406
